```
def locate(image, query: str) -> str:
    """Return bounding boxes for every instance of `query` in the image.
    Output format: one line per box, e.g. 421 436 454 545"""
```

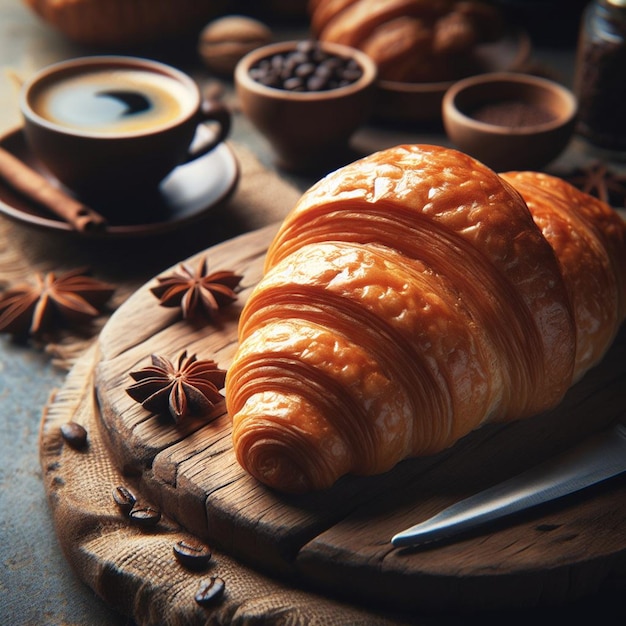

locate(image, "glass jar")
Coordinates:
574 0 626 155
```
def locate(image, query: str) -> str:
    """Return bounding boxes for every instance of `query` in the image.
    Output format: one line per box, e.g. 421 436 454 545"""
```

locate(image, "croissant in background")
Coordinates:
308 0 506 82
225 145 626 493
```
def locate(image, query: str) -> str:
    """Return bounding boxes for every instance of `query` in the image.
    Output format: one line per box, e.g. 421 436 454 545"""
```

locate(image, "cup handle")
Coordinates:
184 100 231 163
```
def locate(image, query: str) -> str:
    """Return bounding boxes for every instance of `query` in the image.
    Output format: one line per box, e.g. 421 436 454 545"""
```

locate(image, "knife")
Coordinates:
391 422 626 548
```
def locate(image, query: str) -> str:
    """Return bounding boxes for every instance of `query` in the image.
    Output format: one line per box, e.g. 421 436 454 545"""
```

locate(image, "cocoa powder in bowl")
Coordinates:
442 72 577 171
469 100 558 128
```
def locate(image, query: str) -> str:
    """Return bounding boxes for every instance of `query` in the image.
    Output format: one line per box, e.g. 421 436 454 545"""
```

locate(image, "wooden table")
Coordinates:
1 1 625 624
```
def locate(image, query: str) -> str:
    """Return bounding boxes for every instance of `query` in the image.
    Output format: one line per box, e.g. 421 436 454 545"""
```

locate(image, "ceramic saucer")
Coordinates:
0 127 239 238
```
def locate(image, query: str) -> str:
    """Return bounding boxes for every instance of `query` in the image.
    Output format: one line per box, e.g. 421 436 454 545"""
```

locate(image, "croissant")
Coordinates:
308 0 506 83
225 145 626 493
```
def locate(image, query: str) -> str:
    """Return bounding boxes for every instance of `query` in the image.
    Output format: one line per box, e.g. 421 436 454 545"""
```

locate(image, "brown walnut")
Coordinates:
198 15 273 76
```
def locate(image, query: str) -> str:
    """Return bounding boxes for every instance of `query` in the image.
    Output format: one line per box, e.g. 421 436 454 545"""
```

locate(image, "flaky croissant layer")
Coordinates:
225 145 626 493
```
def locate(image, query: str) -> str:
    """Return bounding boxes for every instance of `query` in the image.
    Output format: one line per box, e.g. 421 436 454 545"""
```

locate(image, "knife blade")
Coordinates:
391 422 626 548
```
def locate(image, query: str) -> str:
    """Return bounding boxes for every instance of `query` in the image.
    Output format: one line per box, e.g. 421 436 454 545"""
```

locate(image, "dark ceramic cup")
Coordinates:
19 56 230 199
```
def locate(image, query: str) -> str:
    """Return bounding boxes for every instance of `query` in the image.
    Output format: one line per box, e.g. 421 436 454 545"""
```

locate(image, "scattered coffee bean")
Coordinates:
194 576 225 606
112 485 137 516
173 539 212 570
128 505 161 528
60 421 88 449
249 40 363 92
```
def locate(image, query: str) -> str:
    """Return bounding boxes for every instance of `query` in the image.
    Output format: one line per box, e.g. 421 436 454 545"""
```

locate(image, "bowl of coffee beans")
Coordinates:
235 40 377 172
442 72 577 171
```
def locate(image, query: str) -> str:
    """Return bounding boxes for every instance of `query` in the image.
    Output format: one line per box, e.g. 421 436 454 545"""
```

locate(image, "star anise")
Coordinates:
0 268 114 336
565 161 626 208
150 257 243 320
126 350 227 422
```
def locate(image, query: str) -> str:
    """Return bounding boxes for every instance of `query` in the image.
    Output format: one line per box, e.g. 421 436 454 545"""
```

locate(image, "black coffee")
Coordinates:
30 68 193 135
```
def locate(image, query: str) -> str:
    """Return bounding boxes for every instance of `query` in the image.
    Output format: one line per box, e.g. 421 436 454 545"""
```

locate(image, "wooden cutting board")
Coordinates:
95 224 626 613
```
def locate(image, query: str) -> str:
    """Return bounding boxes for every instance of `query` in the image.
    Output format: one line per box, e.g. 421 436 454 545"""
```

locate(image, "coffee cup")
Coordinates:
19 56 231 199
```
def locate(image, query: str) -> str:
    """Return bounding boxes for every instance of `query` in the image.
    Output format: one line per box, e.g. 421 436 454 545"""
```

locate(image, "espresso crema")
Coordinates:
29 68 195 135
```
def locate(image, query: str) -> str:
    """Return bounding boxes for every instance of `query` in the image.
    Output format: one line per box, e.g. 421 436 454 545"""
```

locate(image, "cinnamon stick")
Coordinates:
0 147 107 232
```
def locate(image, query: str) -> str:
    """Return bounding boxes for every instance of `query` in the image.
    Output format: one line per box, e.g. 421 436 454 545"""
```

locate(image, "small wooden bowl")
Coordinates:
442 72 577 171
235 41 377 172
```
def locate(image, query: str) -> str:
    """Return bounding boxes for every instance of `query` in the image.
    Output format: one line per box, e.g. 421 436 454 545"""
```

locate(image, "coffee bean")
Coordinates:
283 76 304 91
295 62 316 79
307 75 327 92
319 57 341 75
173 539 212 570
250 69 279 88
112 485 136 516
296 39 317 56
60 422 88 449
129 505 161 528
249 40 363 93
343 67 363 82
194 576 225 606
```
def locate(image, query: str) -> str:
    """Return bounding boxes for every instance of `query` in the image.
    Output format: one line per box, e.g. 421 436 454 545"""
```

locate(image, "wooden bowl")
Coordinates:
235 41 378 173
442 72 577 172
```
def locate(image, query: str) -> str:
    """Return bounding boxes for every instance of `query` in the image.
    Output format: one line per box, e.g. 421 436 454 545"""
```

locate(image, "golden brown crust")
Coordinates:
317 0 449 47
225 145 626 494
310 0 507 82
360 18 440 83
265 145 576 416
309 0 361 36
501 171 626 380
433 11 478 55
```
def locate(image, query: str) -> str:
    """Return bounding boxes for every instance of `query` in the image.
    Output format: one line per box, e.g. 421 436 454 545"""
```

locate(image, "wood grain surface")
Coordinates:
40 344 412 626
95 224 626 613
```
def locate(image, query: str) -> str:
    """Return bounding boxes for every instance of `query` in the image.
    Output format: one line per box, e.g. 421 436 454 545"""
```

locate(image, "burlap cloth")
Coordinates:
38 344 411 626
1 142 412 625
